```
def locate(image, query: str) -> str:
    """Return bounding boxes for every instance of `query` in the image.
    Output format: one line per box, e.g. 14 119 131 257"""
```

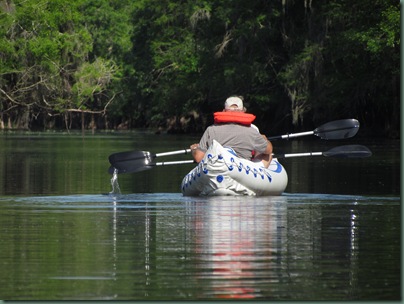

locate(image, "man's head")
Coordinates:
224 96 246 112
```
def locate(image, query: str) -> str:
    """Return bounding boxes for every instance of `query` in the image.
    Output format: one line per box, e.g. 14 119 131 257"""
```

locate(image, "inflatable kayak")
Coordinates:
181 140 288 196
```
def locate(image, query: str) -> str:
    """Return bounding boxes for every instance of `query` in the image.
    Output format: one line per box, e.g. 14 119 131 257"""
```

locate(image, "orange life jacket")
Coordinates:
213 112 256 126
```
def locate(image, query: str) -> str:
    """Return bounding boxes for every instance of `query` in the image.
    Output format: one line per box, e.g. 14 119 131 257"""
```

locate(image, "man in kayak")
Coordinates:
190 96 273 168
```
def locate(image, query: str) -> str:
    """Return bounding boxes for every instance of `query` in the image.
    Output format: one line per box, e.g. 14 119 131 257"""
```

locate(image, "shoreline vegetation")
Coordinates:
0 1 399 138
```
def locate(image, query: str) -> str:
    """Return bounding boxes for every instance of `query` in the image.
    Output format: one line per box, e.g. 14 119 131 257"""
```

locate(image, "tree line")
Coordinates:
0 0 400 137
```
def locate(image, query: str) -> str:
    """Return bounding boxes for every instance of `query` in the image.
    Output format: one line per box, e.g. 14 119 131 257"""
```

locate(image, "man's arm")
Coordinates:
190 143 205 163
253 134 273 168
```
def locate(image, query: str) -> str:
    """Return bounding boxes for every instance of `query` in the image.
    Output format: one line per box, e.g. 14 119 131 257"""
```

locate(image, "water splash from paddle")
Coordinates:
109 168 121 194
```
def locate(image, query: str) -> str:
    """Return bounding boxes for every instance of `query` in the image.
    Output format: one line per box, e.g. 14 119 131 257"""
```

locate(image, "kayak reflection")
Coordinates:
191 196 287 299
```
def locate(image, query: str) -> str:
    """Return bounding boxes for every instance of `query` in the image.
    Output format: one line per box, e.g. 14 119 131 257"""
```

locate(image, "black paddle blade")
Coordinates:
314 119 360 139
323 145 372 158
109 150 154 165
108 157 155 174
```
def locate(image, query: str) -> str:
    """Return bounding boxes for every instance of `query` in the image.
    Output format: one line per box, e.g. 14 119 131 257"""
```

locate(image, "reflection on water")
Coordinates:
0 193 399 300
191 197 286 299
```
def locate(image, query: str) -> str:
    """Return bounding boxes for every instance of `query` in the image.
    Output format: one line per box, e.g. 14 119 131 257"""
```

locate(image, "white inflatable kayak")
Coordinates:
181 140 288 196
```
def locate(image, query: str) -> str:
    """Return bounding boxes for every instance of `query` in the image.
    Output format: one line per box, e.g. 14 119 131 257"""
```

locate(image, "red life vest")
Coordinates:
213 112 256 126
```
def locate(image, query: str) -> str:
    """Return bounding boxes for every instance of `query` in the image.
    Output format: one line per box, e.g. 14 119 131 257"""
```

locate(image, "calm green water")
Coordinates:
0 131 400 300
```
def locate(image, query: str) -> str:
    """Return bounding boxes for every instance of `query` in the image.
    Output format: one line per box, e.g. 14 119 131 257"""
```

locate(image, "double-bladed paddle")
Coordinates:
267 119 360 140
109 145 372 174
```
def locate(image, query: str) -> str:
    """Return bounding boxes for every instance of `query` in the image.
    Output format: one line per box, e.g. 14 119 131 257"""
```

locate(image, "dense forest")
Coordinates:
0 0 400 137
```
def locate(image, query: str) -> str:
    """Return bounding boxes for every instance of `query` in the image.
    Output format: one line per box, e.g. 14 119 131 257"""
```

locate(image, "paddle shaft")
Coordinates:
274 145 371 159
155 149 191 158
274 151 322 158
155 160 195 166
271 131 314 140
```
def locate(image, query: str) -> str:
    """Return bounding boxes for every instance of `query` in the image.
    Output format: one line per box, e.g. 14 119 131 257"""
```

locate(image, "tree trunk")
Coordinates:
81 112 85 135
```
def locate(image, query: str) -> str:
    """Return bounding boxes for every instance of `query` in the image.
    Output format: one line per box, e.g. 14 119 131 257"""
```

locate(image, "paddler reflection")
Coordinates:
192 196 287 299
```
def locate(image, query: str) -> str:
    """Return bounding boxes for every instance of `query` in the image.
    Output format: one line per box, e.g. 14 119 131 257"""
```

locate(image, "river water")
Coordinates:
0 131 400 300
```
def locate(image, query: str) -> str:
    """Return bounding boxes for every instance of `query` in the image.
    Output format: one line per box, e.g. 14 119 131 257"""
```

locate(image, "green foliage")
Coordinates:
342 3 400 54
0 0 399 136
72 58 119 108
0 0 122 129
